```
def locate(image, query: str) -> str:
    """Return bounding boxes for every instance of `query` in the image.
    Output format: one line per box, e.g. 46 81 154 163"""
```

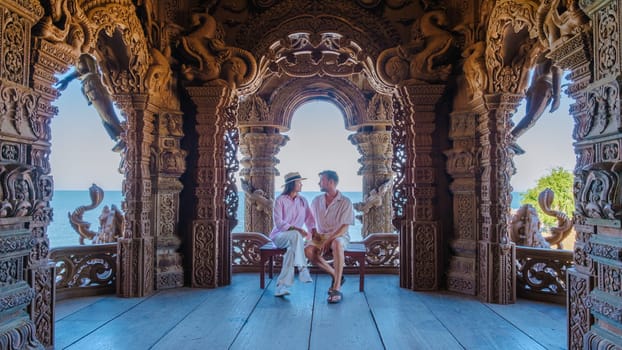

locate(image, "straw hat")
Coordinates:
282 172 307 186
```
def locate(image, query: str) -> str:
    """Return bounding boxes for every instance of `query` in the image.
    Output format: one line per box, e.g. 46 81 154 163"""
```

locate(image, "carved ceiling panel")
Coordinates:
227 0 404 56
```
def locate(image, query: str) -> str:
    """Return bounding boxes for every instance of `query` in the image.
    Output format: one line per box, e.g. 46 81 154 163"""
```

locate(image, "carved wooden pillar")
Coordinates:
349 127 393 237
238 128 288 235
116 94 155 297
395 83 444 291
185 83 233 288
28 38 61 350
548 33 594 350
554 1 621 347
0 1 48 348
445 102 481 296
477 94 517 304
152 111 185 289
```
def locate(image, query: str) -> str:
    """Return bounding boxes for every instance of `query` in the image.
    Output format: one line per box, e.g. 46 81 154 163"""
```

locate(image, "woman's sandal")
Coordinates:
327 289 343 303
328 276 346 294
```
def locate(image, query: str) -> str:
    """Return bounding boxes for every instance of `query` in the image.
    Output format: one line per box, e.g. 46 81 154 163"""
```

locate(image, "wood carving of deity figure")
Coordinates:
55 53 126 152
510 51 562 153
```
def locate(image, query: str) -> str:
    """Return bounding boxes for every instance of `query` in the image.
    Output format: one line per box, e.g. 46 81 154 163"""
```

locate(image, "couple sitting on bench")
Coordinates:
270 170 353 304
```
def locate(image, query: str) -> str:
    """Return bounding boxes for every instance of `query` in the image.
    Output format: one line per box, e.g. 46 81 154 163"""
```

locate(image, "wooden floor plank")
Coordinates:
364 275 463 350
229 273 316 350
55 297 146 349
416 292 547 350
309 274 384 350
151 274 267 350
53 274 567 350
64 288 211 349
486 299 566 350
55 295 108 321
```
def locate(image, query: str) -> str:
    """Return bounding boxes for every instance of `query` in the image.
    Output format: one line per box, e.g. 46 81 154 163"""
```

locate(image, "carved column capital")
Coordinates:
399 83 446 121
349 130 393 175
186 83 235 119
239 130 288 234
239 132 289 174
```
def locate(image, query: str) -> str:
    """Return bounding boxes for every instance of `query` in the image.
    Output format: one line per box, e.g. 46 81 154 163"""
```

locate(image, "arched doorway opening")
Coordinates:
509 70 576 250
276 100 363 239
235 76 396 245
232 100 364 234
49 77 124 247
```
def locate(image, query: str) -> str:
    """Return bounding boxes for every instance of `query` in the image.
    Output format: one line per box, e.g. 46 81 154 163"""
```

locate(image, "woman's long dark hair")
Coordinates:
281 181 296 196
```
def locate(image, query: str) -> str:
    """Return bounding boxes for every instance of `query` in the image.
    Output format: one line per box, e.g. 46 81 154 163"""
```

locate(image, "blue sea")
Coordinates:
47 190 525 247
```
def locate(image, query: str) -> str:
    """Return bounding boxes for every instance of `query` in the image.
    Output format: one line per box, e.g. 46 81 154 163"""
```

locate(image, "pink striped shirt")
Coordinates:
269 194 316 240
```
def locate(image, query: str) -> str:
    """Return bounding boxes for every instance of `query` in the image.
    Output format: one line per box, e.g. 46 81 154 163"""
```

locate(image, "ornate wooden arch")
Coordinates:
267 77 368 131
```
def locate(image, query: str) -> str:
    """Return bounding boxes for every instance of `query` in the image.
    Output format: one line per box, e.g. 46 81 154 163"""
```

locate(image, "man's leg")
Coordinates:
331 239 345 291
305 245 335 278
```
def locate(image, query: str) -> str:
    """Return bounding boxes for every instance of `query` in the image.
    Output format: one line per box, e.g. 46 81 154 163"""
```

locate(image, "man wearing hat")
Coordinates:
270 172 316 296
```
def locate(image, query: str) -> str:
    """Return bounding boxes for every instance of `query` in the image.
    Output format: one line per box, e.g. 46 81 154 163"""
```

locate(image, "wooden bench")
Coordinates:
259 241 366 291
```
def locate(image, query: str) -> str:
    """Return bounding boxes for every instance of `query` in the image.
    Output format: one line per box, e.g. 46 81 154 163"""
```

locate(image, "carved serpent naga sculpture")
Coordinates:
538 188 573 249
510 188 574 249
68 183 104 245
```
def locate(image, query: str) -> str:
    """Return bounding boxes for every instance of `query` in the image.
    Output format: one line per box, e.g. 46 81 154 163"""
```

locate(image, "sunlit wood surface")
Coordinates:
55 274 566 349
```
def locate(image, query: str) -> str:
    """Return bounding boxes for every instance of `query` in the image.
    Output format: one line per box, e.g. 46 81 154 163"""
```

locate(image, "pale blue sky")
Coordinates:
51 80 125 190
52 83 575 192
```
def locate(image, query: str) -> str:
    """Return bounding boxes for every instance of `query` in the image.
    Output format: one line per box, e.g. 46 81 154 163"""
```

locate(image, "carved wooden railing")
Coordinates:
231 232 272 272
515 246 574 304
50 243 117 300
231 232 400 274
48 235 571 304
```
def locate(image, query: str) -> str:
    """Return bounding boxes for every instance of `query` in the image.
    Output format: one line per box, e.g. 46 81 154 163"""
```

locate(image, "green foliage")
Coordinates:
520 167 574 228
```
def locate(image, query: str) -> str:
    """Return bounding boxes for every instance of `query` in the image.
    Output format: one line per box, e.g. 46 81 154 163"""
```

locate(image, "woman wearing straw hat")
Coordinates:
270 172 316 296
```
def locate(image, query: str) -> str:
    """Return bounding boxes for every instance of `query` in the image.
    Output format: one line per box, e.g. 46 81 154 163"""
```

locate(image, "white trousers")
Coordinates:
272 230 307 287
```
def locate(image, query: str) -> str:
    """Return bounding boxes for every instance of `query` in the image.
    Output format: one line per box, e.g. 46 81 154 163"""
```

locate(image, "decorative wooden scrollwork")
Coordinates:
516 246 574 304
50 243 117 300
362 233 400 268
231 232 271 272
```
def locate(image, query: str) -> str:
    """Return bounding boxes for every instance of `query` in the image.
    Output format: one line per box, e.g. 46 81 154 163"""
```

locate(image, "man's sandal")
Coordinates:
328 276 346 294
328 289 343 303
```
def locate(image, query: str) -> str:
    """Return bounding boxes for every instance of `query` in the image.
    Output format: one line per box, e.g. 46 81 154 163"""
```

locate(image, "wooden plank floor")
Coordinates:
55 274 566 350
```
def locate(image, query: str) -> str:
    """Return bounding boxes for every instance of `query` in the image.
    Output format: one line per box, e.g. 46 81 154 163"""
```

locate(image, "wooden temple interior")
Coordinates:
0 0 620 348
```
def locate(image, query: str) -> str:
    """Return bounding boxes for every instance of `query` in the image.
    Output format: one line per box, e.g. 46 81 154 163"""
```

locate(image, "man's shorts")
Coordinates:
307 233 350 249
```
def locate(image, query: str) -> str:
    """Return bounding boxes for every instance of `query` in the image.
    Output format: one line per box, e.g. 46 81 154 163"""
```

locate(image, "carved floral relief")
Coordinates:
595 1 618 81
238 95 269 125
602 141 620 161
575 162 622 222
